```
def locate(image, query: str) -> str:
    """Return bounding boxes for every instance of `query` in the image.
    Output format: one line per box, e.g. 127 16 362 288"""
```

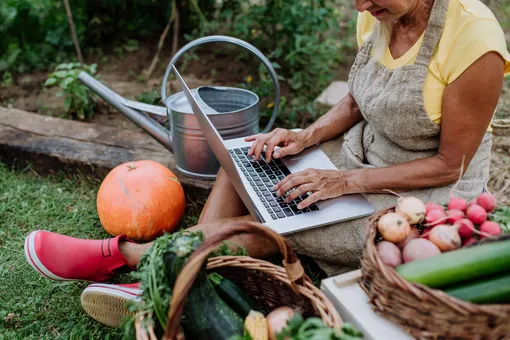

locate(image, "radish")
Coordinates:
396 197 426 225
466 204 487 225
462 237 478 247
377 212 411 243
421 227 432 239
402 238 441 263
377 241 403 267
425 202 445 214
396 227 420 249
479 221 502 239
454 218 475 239
425 209 447 226
476 192 497 213
428 225 462 251
446 209 465 224
448 196 468 212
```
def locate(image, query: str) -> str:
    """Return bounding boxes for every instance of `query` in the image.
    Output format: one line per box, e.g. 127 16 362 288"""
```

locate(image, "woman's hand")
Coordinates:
274 169 348 209
245 128 309 163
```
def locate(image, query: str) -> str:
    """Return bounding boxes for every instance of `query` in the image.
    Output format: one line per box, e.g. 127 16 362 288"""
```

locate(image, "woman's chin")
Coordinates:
370 9 393 22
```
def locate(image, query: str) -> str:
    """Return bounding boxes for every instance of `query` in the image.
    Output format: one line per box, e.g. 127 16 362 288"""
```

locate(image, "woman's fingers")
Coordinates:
244 134 261 142
284 183 315 203
297 192 322 209
275 172 312 197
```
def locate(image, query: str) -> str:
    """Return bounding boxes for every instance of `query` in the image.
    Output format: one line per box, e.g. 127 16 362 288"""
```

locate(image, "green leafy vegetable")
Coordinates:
489 206 510 233
275 313 363 340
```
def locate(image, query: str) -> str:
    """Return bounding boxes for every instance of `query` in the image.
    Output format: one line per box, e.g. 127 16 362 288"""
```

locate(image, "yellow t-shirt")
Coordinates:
356 0 510 129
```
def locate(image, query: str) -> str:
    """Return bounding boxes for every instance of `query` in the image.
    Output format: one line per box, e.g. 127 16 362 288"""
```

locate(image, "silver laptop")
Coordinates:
172 65 374 235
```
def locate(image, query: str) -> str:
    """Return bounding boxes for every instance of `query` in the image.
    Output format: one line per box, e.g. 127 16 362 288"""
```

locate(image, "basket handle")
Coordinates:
164 220 307 339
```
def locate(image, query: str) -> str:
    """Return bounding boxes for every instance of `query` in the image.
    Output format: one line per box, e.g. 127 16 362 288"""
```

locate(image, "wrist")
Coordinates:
298 127 320 148
343 169 369 194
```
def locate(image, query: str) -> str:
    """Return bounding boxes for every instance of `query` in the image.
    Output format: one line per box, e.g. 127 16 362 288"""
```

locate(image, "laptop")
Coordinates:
172 65 374 235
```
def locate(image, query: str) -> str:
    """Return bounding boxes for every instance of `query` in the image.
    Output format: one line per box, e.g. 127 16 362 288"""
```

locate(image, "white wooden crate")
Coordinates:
321 270 414 340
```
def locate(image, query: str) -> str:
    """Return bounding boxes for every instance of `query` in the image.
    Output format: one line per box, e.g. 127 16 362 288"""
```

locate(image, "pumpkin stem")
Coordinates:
127 164 137 171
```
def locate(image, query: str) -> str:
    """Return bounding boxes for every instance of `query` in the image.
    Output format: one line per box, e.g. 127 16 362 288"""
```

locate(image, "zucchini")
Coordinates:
395 239 510 288
164 249 244 340
209 272 260 318
180 268 244 340
443 272 510 304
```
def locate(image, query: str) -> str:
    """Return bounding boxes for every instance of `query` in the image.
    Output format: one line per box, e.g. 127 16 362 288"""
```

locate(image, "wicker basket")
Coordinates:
360 208 510 340
135 220 343 340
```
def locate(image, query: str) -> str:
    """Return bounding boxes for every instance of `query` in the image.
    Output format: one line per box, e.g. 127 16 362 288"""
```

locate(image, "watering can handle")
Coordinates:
161 35 280 134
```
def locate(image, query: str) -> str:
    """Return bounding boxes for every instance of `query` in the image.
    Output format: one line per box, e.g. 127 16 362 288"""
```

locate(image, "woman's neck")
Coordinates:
394 0 434 33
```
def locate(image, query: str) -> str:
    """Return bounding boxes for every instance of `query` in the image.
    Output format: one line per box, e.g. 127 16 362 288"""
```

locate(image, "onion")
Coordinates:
396 197 426 225
267 306 295 340
377 212 411 243
428 225 462 251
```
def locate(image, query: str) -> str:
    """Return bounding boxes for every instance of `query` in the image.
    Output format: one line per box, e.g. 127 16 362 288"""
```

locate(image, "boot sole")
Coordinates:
81 284 142 328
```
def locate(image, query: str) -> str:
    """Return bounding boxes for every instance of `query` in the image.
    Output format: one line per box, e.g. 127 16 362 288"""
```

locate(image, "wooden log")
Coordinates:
0 106 214 191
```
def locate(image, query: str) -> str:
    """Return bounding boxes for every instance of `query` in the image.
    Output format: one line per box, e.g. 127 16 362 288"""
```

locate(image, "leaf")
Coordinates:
44 77 57 87
89 63 97 75
56 63 71 70
64 96 72 111
60 77 74 89
54 70 67 78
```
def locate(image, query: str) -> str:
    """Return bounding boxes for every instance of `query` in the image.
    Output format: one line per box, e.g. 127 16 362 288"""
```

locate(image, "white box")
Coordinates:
321 270 414 340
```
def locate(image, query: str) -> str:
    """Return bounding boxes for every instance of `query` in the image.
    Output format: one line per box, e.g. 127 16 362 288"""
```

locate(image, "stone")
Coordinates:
315 81 350 107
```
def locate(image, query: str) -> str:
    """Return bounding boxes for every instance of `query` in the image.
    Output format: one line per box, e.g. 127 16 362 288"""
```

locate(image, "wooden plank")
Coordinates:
0 106 214 190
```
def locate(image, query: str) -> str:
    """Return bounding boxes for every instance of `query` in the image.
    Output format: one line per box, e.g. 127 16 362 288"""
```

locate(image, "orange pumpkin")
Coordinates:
96 160 186 241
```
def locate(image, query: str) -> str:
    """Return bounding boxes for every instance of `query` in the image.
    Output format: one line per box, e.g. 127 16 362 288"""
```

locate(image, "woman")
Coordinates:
25 0 509 327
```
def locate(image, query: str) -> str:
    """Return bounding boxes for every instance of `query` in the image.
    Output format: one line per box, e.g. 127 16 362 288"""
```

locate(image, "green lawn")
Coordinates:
0 163 131 339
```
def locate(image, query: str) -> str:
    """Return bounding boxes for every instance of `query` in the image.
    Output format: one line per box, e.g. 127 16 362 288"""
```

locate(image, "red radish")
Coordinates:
397 227 420 249
425 209 447 226
429 225 462 251
402 238 441 263
396 197 426 224
446 209 465 224
466 204 487 225
377 241 403 267
425 203 445 214
421 227 432 239
462 237 478 246
377 212 411 243
448 196 468 212
476 192 497 213
479 221 502 239
454 218 475 239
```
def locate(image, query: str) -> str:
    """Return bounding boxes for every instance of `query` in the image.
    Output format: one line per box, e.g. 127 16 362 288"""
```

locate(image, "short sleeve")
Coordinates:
441 18 510 84
356 12 376 49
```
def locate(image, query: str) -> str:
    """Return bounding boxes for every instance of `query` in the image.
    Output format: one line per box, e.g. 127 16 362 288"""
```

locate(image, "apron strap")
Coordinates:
415 0 450 67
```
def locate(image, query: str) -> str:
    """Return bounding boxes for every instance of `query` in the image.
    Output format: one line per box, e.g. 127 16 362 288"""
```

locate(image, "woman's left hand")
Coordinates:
274 169 348 209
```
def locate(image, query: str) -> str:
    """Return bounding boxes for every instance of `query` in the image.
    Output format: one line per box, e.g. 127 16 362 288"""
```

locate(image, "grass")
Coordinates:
0 162 206 339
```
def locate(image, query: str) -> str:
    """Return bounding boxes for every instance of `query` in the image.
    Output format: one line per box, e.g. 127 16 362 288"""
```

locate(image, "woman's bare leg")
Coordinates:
198 168 249 223
120 168 277 266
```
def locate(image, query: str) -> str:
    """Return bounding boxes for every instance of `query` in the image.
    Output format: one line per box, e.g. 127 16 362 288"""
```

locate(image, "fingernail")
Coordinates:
297 204 303 209
273 152 280 158
276 190 281 196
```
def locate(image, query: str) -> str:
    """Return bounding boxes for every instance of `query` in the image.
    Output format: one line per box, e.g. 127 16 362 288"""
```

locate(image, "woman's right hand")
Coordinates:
244 128 309 163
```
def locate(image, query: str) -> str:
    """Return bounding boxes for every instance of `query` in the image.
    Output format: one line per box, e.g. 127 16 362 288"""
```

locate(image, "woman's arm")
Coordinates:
300 92 363 148
344 51 505 194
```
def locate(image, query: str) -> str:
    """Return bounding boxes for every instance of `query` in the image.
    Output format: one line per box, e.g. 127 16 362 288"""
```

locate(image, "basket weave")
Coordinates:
361 208 510 340
135 220 343 340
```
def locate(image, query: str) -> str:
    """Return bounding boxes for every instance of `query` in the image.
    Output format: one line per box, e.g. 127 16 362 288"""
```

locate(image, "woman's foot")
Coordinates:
24 230 136 282
81 282 141 328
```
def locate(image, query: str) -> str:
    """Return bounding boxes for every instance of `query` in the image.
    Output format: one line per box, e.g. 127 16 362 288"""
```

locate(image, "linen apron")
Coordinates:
286 0 492 277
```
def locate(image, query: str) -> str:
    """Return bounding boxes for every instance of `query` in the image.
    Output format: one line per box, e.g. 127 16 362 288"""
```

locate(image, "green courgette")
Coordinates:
443 272 510 304
164 251 244 340
395 239 510 288
209 272 260 318
180 268 244 340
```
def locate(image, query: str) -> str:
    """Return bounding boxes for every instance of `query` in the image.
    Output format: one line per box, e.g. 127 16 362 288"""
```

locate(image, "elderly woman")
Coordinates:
25 0 509 327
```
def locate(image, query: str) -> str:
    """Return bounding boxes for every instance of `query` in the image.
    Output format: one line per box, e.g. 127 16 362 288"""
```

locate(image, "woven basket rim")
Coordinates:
135 254 343 340
362 207 510 315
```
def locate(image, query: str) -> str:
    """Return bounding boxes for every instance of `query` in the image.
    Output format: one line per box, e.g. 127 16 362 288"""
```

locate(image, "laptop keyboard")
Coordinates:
230 147 320 220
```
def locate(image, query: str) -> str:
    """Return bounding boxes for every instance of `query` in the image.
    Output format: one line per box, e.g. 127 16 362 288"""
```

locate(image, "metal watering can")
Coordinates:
78 35 280 180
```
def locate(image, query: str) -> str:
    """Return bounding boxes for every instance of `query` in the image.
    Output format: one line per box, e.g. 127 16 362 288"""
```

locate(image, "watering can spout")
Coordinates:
77 72 174 152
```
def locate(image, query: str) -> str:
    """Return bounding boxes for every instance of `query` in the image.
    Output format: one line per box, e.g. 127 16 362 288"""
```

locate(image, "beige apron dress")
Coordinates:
286 0 493 277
